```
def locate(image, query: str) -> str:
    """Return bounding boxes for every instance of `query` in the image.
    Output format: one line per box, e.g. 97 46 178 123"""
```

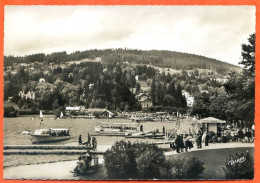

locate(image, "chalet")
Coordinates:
136 93 153 108
139 97 153 108
186 97 194 107
86 108 116 118
136 93 149 101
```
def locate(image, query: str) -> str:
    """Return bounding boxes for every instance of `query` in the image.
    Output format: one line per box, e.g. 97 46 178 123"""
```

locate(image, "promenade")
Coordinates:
4 142 254 180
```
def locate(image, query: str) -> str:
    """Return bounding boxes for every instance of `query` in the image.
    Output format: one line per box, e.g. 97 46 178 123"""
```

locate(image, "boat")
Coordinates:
31 128 71 143
144 131 165 139
94 122 139 135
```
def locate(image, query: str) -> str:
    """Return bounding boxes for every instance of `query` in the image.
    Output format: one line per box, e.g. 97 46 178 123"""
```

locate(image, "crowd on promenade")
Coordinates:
169 124 255 153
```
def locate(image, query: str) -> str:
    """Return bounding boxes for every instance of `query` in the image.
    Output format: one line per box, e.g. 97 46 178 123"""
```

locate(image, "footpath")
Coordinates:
4 142 254 180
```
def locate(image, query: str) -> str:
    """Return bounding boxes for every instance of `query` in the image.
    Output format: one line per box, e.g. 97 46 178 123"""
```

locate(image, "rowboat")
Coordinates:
31 128 71 143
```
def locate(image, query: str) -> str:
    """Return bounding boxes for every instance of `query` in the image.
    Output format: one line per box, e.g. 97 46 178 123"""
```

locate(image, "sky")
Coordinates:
4 5 255 65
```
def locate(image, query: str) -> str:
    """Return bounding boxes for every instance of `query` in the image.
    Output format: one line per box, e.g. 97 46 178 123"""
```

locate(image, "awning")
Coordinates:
198 117 226 124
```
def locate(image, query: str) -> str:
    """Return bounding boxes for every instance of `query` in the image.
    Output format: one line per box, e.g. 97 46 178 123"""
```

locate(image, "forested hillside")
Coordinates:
4 49 240 74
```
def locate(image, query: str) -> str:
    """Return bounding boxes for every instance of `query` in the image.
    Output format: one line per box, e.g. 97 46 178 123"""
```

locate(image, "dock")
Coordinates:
3 145 106 155
4 145 93 150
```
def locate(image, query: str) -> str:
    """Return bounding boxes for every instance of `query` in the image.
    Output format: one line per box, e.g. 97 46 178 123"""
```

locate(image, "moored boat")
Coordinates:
31 128 71 143
95 122 139 135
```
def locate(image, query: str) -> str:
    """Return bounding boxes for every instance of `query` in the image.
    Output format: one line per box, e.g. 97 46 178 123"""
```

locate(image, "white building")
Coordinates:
182 90 190 99
186 97 194 107
19 91 35 100
39 78 45 83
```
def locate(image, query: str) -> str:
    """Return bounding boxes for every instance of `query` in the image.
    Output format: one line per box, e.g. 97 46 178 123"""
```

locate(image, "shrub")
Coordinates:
4 106 17 117
103 141 166 179
136 146 166 179
223 151 254 179
166 157 205 179
103 140 205 179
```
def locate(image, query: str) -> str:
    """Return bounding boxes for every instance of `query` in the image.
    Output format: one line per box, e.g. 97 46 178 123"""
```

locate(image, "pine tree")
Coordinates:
239 33 255 74
150 79 156 104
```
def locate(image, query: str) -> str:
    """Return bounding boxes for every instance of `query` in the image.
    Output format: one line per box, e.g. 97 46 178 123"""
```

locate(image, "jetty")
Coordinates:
3 145 106 155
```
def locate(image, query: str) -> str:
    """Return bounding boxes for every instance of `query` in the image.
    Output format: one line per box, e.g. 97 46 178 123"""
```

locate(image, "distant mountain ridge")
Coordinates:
4 48 241 74
102 49 241 74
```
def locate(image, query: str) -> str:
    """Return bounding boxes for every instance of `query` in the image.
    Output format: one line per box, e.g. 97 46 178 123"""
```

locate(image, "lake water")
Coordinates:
4 116 194 146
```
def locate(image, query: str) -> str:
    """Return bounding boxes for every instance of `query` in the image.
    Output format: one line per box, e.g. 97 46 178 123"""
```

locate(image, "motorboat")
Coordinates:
31 128 71 143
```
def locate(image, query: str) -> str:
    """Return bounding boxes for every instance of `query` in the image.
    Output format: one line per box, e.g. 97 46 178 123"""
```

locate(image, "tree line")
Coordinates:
4 48 240 74
191 33 255 127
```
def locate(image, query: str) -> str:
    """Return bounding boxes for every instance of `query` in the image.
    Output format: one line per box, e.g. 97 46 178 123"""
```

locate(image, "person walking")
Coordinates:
78 135 82 145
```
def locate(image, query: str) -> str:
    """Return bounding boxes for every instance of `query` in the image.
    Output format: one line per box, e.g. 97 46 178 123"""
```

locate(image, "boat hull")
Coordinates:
31 135 71 143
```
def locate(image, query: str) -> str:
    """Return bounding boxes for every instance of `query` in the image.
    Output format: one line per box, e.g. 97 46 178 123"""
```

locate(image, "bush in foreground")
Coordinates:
165 157 205 179
104 140 204 179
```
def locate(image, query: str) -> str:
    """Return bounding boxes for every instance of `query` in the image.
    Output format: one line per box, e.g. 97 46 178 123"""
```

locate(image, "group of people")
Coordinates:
71 150 93 176
216 127 254 143
50 130 70 137
170 134 194 153
170 131 212 153
78 133 97 150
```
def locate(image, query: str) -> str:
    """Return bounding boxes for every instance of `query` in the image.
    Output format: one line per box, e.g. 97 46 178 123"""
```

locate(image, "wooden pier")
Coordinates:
3 145 106 155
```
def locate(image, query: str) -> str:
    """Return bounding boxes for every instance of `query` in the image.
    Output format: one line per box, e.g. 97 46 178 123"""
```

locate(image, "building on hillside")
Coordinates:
186 97 194 107
182 90 195 107
139 97 153 108
136 93 149 101
19 91 35 100
89 83 94 89
86 108 116 118
182 90 190 98
95 57 102 62
39 78 45 83
136 93 153 108
200 90 209 94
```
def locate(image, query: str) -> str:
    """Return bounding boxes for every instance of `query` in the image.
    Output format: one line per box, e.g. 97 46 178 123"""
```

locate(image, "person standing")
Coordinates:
78 135 82 145
205 132 209 146
87 133 91 146
92 137 95 150
230 130 235 142
175 135 180 153
94 137 97 150
140 125 143 132
162 126 165 134
198 133 202 149
202 131 206 142
195 135 198 149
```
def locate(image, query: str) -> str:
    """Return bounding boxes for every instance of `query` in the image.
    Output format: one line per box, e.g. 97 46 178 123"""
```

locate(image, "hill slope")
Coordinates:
4 49 241 74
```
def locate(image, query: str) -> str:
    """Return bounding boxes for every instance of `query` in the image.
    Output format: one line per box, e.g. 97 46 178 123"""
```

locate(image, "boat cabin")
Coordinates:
33 128 70 136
